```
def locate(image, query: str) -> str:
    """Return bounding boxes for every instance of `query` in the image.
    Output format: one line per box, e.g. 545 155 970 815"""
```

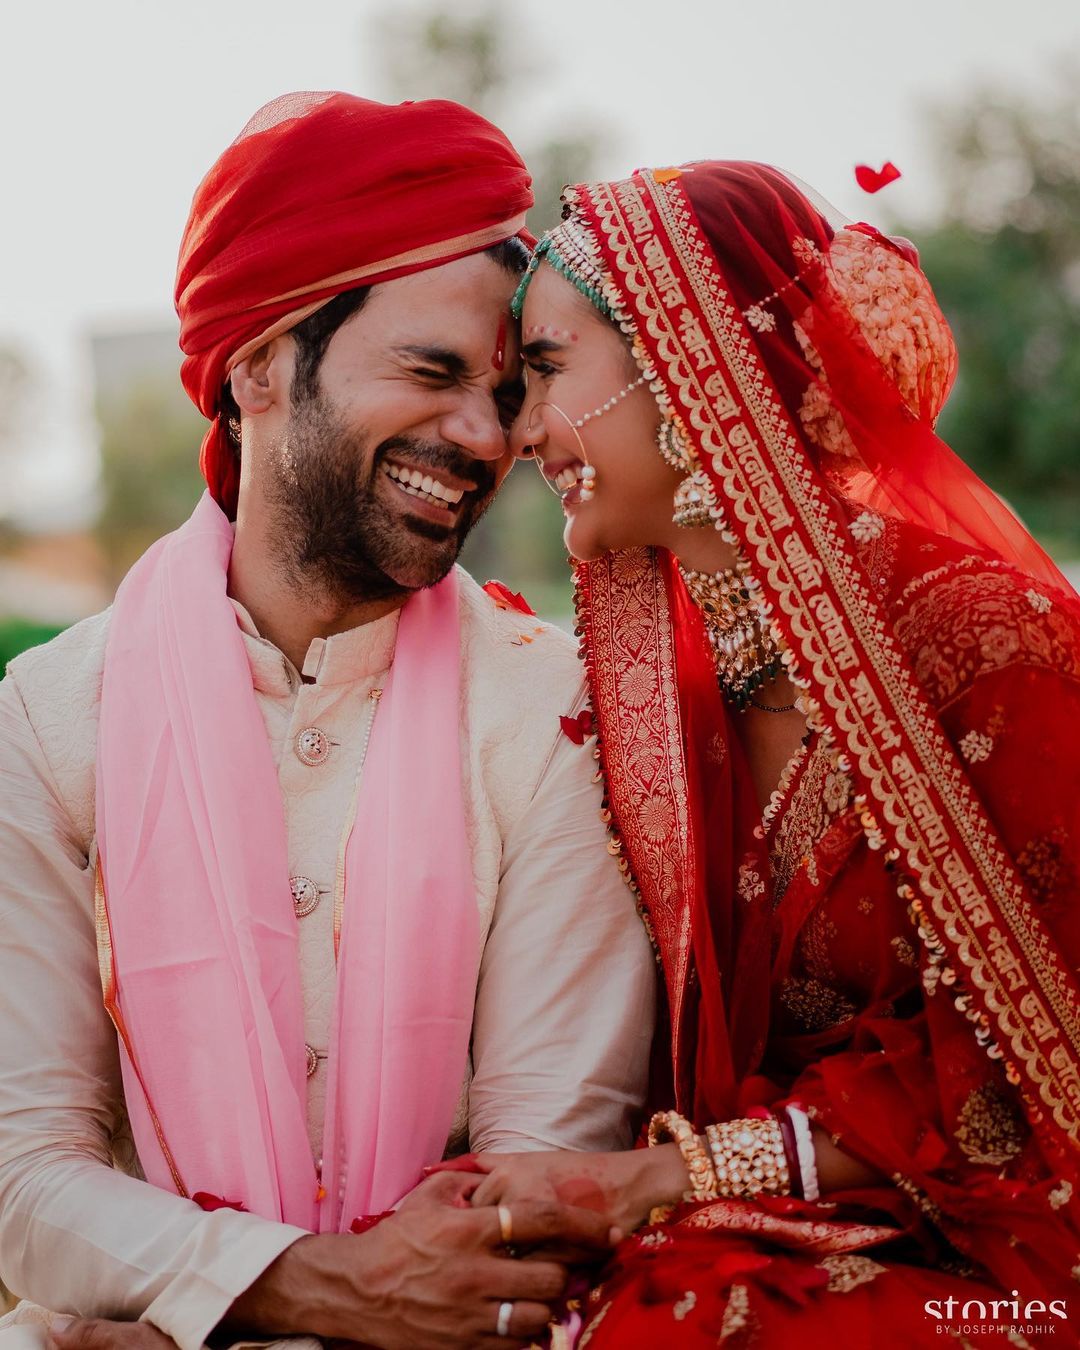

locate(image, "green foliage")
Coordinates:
95 377 206 584
459 463 575 622
898 77 1080 555
0 616 64 671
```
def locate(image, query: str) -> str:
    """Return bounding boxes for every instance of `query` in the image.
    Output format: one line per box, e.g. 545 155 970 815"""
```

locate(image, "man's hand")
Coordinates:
223 1173 620 1349
51 1321 175 1350
467 1147 690 1238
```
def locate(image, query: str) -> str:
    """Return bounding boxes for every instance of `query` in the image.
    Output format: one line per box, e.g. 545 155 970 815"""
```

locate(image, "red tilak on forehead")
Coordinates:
491 314 507 371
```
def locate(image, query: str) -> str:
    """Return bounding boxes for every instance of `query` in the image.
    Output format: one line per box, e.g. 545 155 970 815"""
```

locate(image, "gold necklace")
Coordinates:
679 562 785 711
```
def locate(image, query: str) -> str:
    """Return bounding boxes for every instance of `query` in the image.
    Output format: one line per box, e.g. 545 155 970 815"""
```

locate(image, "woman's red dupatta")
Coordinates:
568 163 1080 1302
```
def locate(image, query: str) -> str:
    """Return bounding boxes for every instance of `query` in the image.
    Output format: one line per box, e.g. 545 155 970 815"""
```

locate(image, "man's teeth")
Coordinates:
383 462 466 508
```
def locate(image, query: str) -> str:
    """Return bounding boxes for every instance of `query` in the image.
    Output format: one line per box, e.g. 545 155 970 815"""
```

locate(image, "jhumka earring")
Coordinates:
658 411 717 528
657 412 693 472
672 471 717 528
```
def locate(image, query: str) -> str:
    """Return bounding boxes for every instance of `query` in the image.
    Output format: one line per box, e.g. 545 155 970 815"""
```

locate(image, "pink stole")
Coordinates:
94 492 478 1230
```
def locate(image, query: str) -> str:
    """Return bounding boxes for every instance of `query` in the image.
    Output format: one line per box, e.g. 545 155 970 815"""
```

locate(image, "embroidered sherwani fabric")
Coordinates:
0 568 655 1350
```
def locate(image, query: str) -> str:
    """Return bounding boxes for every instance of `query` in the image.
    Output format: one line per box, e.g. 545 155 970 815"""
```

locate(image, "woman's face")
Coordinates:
509 261 683 561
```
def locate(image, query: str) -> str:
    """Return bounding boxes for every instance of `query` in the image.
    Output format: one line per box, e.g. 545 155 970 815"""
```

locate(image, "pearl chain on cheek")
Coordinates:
571 372 647 428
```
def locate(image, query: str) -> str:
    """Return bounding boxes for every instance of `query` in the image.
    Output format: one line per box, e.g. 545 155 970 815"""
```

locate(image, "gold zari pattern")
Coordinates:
580 167 1080 1148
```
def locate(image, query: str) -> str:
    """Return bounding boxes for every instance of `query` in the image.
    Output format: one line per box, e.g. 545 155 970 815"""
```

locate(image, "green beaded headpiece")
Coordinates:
511 216 617 321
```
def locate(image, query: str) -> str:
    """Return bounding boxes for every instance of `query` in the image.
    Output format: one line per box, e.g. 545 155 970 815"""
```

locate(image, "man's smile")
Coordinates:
381 458 469 510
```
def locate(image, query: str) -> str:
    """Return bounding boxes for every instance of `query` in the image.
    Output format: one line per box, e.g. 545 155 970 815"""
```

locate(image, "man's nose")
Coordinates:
441 389 513 463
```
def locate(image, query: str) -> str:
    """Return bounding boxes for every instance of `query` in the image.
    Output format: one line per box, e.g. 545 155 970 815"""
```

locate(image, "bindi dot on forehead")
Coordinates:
524 324 579 343
491 314 507 371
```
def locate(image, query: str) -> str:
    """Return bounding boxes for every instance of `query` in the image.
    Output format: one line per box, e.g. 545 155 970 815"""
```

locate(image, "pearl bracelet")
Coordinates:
704 1116 791 1199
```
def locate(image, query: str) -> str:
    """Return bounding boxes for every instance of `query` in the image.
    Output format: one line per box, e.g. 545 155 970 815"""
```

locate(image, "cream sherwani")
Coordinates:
0 567 655 1350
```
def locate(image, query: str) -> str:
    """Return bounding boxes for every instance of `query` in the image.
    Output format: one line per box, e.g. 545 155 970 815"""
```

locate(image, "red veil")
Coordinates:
565 163 1080 1320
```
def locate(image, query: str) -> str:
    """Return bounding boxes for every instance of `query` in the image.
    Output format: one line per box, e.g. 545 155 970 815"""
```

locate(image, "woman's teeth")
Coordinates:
383 462 466 509
554 465 584 495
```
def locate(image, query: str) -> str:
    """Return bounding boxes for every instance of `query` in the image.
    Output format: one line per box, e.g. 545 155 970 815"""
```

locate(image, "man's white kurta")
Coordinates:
0 567 656 1350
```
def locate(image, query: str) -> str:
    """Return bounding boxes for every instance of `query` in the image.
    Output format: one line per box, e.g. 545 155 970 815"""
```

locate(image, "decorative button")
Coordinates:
290 875 322 918
305 1044 319 1078
295 727 331 766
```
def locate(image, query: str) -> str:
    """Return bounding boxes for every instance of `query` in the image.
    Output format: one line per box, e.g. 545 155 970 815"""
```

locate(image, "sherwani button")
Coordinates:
290 875 322 917
295 727 331 766
305 1044 320 1078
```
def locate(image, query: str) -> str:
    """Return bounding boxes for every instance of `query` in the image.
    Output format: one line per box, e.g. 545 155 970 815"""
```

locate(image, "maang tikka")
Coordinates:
658 412 717 529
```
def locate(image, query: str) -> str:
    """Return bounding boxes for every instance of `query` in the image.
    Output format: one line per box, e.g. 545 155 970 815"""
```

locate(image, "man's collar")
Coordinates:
230 597 399 693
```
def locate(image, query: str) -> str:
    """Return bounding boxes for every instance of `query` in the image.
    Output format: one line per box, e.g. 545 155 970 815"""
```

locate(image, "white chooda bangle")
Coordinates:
786 1104 820 1202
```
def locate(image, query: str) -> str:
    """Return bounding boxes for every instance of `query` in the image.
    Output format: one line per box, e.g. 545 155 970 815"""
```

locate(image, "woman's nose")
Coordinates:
508 397 545 461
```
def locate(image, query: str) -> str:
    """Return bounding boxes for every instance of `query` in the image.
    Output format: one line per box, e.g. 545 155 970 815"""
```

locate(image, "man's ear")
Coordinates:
229 337 294 416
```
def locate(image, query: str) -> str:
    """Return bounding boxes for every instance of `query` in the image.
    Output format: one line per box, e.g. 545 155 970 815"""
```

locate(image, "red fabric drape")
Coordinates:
563 162 1080 1338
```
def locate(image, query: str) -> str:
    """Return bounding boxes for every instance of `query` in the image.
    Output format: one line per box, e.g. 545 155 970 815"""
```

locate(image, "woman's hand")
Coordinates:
468 1146 690 1237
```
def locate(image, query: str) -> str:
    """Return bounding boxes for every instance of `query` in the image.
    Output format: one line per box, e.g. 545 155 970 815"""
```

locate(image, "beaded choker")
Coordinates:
679 561 785 711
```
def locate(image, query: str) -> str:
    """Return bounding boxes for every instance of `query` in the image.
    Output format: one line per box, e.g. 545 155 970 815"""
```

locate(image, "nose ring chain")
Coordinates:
568 372 647 427
524 372 648 504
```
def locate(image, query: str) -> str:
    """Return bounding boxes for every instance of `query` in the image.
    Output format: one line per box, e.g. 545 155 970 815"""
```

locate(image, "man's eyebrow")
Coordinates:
521 338 567 359
393 344 470 376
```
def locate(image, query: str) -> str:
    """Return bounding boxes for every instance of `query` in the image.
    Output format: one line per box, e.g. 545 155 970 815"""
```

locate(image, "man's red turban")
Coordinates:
175 91 534 518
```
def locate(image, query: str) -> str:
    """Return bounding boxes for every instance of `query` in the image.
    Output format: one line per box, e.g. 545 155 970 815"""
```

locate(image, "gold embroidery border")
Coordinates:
679 1198 899 1255
578 549 695 1074
580 171 1080 1148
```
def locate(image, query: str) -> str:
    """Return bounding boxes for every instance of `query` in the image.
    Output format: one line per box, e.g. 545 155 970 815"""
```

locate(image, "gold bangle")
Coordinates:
647 1110 718 1202
704 1117 791 1199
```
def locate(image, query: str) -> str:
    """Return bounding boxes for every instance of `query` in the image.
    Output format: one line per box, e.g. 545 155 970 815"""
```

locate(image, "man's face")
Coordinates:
268 253 523 603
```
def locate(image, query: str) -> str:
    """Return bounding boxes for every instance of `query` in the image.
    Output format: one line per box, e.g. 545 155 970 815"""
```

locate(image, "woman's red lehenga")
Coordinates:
554 164 1080 1346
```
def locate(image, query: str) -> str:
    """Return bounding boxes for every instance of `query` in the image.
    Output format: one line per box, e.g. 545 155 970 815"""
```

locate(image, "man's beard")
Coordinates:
266 392 497 606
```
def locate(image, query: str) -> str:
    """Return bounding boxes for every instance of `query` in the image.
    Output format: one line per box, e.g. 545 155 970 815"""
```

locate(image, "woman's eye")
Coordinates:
525 360 558 378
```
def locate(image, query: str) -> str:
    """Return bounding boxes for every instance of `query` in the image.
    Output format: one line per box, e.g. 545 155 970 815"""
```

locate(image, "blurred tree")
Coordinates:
95 376 205 586
370 3 609 234
901 74 1080 555
371 2 612 616
0 344 33 533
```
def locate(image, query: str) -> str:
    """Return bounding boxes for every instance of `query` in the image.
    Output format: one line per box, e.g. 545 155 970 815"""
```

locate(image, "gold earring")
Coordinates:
672 467 717 528
657 412 693 473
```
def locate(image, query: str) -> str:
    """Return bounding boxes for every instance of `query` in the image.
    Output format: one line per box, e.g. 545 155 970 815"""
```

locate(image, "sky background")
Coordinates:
2 0 1078 525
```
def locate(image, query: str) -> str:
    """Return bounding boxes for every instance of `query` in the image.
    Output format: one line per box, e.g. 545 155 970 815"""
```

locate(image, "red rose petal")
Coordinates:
560 715 586 745
350 1210 394 1235
483 580 536 615
560 710 595 745
192 1191 247 1213
854 161 901 194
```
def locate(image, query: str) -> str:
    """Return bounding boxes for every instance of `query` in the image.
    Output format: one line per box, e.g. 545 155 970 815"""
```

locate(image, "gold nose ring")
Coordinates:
530 401 596 502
